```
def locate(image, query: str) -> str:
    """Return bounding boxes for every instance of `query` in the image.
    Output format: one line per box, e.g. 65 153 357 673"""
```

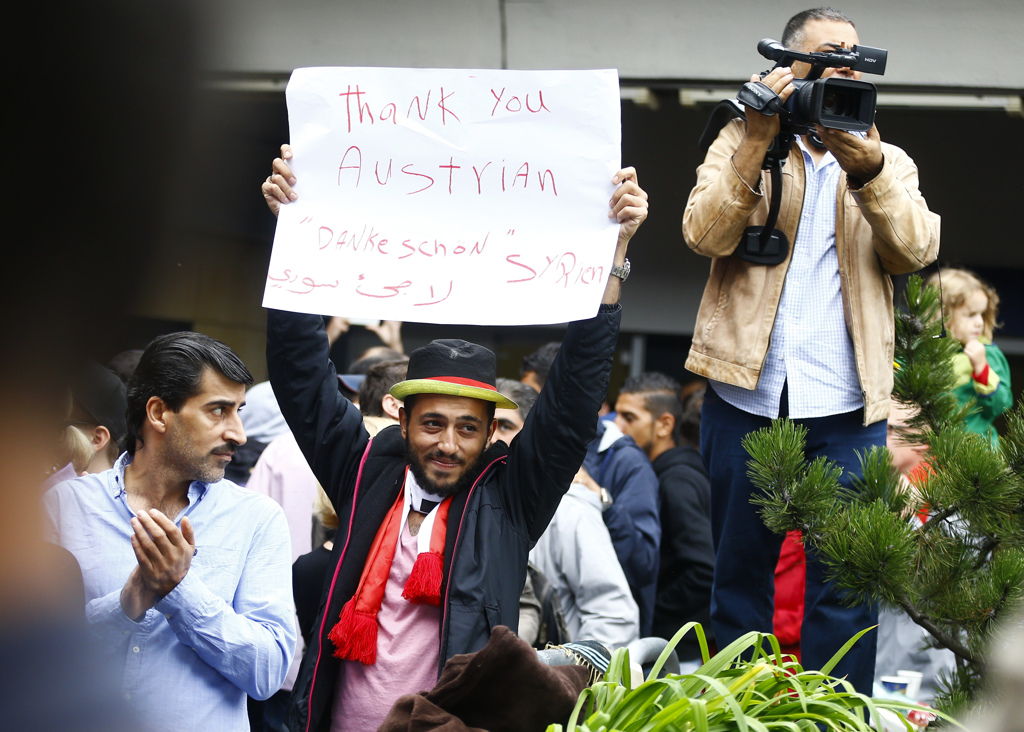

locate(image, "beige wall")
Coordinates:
135 232 273 381
205 0 1024 89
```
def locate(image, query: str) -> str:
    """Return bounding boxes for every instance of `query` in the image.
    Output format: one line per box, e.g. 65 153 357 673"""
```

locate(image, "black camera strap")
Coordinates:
735 132 792 266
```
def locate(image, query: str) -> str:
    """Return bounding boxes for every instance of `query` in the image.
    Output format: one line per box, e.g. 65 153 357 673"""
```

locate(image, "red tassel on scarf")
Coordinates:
403 495 451 605
402 551 444 605
328 490 404 665
328 597 379 664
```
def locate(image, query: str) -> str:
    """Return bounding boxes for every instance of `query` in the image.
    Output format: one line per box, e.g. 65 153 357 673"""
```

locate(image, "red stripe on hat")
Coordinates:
424 376 496 391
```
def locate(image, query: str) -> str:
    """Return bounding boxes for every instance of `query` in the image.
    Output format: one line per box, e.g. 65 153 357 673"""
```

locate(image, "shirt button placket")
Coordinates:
123 632 145 698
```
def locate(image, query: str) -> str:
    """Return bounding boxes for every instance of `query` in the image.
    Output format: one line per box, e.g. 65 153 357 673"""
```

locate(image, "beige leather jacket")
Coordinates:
683 119 940 425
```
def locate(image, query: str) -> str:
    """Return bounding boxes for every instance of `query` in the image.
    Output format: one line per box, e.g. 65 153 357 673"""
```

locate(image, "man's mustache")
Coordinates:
211 442 239 456
424 451 464 466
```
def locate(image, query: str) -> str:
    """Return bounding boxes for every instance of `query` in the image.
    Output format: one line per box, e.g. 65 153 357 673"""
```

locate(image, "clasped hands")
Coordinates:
120 509 196 621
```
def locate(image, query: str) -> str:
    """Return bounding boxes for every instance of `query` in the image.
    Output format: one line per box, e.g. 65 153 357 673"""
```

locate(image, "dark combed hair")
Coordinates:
495 378 539 421
125 332 253 456
678 387 705 448
358 359 408 417
620 372 684 446
781 7 854 48
347 347 405 375
520 341 561 389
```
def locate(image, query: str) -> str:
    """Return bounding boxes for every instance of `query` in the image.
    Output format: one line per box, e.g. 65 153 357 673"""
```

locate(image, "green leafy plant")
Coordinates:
548 623 955 732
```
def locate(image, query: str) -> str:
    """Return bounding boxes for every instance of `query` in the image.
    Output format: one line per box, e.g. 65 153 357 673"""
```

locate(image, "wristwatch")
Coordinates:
598 487 614 511
610 258 630 282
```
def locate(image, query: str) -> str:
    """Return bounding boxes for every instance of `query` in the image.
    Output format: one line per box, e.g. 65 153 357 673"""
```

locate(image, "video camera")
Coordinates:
737 38 887 134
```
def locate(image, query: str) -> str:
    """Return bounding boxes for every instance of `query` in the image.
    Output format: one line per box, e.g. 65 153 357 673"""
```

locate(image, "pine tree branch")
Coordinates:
894 591 984 666
920 504 958 532
972 537 999 571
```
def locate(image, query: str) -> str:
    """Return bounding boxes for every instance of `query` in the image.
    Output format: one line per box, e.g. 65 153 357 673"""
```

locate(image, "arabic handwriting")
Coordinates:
413 280 454 306
355 275 413 299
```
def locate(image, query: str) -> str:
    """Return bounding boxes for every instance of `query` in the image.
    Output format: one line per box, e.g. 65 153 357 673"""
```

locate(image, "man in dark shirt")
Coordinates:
615 374 714 659
263 150 649 731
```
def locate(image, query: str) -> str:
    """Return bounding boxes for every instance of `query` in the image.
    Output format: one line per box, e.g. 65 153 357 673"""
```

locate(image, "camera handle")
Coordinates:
735 132 793 266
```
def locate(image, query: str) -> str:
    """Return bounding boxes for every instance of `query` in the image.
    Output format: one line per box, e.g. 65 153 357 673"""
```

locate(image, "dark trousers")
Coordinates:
700 383 885 694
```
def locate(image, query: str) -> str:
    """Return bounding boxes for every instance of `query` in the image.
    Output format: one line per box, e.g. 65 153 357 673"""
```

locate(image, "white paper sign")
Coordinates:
263 67 621 325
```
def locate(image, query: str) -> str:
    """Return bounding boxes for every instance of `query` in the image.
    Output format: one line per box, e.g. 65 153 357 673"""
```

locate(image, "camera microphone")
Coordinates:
757 39 788 61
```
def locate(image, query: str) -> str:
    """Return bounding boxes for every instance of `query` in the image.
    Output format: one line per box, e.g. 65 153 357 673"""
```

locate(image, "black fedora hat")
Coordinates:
390 339 517 409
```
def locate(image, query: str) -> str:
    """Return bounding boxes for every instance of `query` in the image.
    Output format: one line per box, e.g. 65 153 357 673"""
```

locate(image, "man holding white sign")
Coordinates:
264 142 646 730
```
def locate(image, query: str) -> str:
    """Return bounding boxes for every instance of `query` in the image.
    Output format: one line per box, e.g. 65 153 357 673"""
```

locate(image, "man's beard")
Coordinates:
405 442 488 499
165 424 238 484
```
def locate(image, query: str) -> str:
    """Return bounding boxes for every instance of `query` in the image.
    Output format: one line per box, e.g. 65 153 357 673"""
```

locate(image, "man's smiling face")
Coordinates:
401 394 496 497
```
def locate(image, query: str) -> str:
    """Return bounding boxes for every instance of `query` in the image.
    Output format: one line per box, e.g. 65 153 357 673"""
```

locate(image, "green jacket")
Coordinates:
952 340 1013 444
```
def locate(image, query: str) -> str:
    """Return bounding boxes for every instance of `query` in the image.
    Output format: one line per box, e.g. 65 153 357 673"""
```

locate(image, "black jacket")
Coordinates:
650 445 715 658
267 306 620 732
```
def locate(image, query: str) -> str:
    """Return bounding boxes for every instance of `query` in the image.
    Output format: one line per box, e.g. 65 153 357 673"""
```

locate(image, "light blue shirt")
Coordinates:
714 136 863 419
44 453 296 732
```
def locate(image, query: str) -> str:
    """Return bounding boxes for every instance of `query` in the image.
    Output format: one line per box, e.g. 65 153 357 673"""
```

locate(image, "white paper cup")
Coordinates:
897 669 924 700
880 675 909 695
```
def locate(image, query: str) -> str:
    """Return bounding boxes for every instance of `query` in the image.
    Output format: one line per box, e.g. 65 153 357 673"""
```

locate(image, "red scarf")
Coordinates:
328 480 452 665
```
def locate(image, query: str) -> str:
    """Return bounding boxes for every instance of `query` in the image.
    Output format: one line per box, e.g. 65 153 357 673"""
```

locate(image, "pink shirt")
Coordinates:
246 431 318 561
331 518 441 732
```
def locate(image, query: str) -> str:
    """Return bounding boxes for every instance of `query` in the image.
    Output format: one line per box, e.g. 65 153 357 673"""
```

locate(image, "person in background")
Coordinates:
357 359 409 429
47 363 128 486
67 362 129 474
230 381 290 487
108 350 145 386
294 487 341 647
521 341 662 636
874 402 955 703
493 378 637 649
614 374 714 661
520 342 562 393
530 462 641 650
492 378 539 448
492 379 547 646
582 412 661 636
927 269 1013 445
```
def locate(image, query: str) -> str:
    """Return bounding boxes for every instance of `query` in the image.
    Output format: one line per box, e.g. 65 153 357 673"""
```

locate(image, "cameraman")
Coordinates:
682 7 939 694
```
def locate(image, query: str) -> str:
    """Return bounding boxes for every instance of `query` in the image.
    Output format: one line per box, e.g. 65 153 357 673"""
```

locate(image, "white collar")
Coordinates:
403 469 446 553
598 420 625 453
405 469 446 512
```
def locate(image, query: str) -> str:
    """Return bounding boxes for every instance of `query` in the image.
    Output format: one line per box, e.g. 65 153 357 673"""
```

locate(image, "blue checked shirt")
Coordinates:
713 136 863 419
44 453 296 732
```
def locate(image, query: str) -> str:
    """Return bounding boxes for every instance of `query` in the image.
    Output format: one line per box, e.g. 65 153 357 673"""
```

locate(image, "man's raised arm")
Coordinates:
262 143 371 506
505 168 648 540
601 167 648 305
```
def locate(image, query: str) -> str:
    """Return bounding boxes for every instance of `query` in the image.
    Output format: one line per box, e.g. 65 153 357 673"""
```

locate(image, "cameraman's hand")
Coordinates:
262 144 298 218
817 124 884 187
742 67 795 144
733 68 794 190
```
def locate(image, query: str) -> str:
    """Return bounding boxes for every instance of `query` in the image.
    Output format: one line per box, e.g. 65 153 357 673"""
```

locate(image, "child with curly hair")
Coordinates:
927 269 1013 444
